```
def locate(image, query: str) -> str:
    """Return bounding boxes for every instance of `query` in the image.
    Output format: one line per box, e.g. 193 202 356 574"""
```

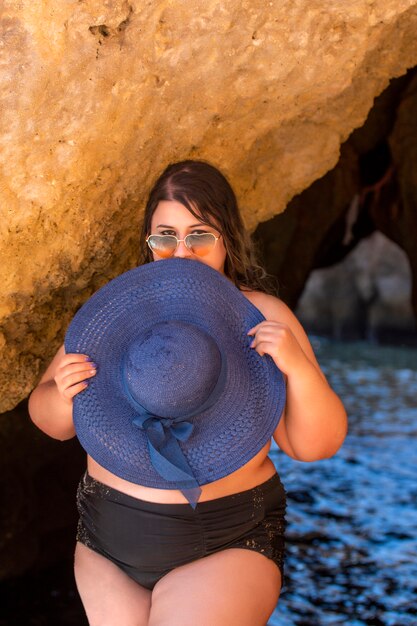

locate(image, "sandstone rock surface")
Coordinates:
2 0 417 411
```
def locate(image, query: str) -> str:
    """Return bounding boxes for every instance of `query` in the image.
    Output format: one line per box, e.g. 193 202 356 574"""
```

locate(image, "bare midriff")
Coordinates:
87 442 276 504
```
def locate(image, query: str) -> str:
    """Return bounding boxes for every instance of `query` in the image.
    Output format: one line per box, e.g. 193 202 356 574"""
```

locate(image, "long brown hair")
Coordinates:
138 160 278 295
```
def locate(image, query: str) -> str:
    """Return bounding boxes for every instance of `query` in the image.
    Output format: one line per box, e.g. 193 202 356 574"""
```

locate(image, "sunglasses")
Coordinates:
146 232 221 258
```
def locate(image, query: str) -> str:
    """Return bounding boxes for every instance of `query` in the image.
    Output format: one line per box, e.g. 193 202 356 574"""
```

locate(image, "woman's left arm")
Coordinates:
247 294 348 462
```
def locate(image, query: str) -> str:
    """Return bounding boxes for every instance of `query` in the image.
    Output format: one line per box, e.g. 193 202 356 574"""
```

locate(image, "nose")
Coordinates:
174 239 191 258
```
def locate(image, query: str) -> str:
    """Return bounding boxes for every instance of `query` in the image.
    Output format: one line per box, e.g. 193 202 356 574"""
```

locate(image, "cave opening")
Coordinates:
255 66 417 345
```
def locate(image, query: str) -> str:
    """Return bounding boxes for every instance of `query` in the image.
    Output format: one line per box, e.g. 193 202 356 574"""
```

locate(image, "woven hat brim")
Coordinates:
65 258 286 488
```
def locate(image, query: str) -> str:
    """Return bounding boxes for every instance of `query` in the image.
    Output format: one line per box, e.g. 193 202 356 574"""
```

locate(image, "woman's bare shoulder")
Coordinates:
240 289 293 322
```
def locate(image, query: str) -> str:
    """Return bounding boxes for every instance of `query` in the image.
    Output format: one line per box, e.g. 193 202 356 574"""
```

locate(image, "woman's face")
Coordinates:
149 200 228 274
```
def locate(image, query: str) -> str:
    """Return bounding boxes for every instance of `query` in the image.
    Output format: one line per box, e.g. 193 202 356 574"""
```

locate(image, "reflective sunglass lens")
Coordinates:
147 235 177 258
186 233 217 256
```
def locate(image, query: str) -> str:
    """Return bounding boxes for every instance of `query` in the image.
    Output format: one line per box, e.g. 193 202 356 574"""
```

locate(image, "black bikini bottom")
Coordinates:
76 471 287 591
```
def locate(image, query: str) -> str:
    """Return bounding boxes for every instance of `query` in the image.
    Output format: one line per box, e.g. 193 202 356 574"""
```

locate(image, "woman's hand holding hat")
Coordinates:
53 352 97 403
247 321 309 376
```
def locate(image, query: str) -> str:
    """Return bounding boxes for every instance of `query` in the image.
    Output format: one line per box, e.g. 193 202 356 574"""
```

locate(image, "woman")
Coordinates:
29 160 347 626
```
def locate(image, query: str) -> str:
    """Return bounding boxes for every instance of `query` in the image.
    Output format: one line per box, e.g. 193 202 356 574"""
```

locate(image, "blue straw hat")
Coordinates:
65 257 286 507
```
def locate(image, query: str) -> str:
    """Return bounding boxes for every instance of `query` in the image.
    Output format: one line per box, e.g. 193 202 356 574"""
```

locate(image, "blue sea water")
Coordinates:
268 338 417 626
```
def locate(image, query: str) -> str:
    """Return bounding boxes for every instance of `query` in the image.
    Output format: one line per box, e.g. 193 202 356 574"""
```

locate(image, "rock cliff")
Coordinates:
2 0 417 411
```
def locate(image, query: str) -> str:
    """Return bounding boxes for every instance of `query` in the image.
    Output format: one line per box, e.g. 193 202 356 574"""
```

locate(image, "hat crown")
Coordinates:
122 320 222 418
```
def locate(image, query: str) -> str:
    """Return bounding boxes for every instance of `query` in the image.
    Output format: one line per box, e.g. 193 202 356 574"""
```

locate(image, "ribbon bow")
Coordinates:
132 413 202 507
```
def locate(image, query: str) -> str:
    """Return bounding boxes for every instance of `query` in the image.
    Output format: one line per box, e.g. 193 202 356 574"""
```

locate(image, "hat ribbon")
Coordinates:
132 413 201 506
128 348 228 508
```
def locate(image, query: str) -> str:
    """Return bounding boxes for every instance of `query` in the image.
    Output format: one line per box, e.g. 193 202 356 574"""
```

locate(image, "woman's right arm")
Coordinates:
28 344 97 441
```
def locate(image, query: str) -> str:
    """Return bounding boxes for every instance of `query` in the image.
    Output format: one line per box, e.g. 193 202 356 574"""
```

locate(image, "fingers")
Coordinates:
249 328 283 349
59 353 93 366
61 366 97 390
59 360 97 377
248 324 291 356
64 380 90 400
55 353 97 401
248 322 291 343
247 323 261 336
249 340 269 356
247 321 287 336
